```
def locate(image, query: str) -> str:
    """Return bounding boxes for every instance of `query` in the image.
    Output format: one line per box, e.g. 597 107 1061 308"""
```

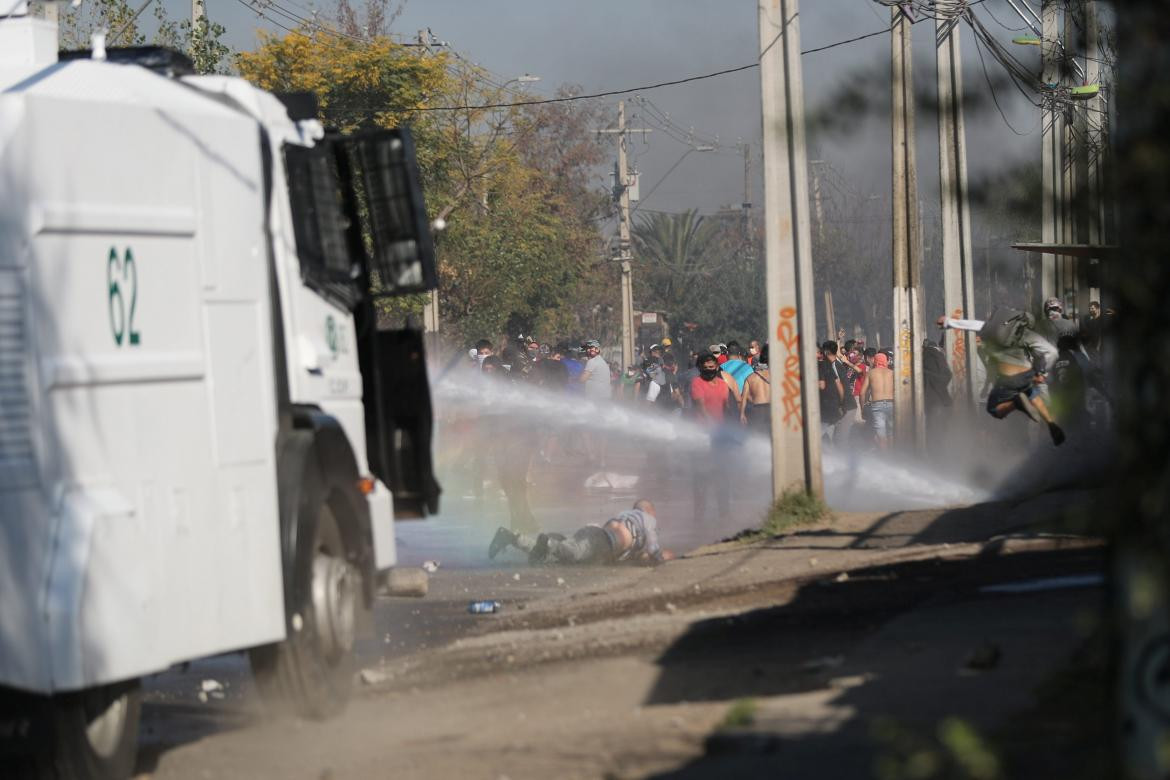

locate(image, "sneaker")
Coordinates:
1015 391 1044 424
1048 422 1066 446
488 527 515 560
528 533 550 564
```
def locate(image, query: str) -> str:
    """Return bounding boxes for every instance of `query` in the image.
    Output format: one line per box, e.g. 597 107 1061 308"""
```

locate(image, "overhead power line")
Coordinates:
390 25 896 113
239 20 902 115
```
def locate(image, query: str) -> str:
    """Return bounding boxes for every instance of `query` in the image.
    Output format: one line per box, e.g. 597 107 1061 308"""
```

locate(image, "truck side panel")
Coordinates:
0 62 286 692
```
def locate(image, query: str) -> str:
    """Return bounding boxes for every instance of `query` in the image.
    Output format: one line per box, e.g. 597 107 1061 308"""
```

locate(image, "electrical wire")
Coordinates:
969 16 1038 135
980 1 1029 31
382 24 900 114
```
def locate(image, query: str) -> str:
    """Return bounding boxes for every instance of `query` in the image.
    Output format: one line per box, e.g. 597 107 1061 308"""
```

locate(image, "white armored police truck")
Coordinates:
0 4 441 777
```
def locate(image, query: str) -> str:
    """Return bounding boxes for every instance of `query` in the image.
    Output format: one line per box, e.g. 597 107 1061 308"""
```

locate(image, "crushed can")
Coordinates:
467 600 501 614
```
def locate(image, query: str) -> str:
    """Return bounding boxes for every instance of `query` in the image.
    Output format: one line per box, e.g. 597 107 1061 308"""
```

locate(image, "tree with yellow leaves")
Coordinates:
238 24 614 348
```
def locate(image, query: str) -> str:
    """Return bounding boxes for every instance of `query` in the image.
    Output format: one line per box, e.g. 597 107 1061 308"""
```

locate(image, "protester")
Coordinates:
689 352 732 522
579 338 611 464
738 344 771 433
580 339 611 398
720 342 755 400
747 339 763 368
483 355 540 533
710 343 730 366
488 499 674 565
474 338 494 365
921 336 953 443
859 351 894 450
655 355 684 415
940 309 1065 445
818 341 847 444
1080 300 1103 356
1042 297 1079 342
558 341 584 394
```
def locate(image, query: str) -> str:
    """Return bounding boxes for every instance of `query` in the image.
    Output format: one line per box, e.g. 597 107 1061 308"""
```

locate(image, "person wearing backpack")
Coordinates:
939 309 1065 446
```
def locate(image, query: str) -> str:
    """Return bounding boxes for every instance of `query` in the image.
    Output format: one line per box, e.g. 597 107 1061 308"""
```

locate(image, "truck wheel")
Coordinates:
8 680 142 780
250 496 363 719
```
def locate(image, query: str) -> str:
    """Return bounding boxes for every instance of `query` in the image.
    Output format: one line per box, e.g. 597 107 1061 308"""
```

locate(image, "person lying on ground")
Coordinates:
488 499 675 565
939 309 1065 446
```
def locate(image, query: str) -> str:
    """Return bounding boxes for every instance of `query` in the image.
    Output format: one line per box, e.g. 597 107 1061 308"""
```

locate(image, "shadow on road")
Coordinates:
644 545 1106 779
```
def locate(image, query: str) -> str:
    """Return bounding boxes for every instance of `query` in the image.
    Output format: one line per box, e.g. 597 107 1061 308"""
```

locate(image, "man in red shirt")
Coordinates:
691 352 730 424
689 352 732 522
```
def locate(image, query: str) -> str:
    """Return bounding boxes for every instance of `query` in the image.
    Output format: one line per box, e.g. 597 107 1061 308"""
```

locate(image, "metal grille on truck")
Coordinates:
0 271 35 485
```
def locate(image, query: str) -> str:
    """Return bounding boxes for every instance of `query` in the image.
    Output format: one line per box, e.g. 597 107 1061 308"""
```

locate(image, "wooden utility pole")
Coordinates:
935 11 978 404
599 101 649 370
891 6 925 451
758 0 822 499
1040 0 1062 308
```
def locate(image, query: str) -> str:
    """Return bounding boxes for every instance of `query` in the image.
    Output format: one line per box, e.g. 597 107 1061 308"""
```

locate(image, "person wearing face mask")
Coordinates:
689 352 732 522
747 339 763 367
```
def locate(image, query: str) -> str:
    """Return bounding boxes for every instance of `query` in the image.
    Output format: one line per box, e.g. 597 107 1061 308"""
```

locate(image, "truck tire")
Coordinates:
1 680 142 780
249 486 364 719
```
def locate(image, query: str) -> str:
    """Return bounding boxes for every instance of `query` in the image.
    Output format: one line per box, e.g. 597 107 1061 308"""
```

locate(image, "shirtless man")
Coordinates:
739 344 771 432
859 352 894 450
488 499 675 565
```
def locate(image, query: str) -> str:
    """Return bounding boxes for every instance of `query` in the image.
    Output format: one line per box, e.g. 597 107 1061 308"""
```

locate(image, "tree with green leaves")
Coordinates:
632 208 768 348
55 0 231 75
238 25 612 348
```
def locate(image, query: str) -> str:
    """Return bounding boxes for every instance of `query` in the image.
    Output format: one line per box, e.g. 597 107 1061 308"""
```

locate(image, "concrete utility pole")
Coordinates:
1084 0 1105 305
598 101 649 370
891 6 926 451
742 142 752 213
1040 0 1062 307
758 0 823 499
1060 5 1078 317
935 10 978 404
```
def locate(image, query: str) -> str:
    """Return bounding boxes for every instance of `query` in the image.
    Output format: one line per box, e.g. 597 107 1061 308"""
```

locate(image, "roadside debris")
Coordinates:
584 472 639 490
965 642 1002 670
383 567 429 598
421 560 440 573
468 600 502 614
197 679 225 702
801 655 844 673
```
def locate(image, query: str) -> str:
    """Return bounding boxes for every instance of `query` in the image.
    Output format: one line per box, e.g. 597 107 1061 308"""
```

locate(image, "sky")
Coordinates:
154 0 1046 226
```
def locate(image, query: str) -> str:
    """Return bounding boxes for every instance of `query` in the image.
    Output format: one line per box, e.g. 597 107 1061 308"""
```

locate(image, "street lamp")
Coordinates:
503 74 541 90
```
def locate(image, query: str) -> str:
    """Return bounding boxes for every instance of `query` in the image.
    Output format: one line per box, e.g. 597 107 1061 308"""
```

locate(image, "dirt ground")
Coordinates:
135 488 1108 779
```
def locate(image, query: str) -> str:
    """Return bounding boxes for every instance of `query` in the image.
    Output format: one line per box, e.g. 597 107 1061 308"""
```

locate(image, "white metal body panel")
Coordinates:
0 59 287 692
186 76 398 571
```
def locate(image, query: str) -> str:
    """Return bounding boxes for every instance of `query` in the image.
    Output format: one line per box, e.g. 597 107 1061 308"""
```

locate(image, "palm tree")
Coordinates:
632 209 719 326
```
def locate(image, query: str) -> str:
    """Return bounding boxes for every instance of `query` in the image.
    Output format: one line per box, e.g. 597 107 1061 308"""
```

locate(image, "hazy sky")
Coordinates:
156 0 1044 230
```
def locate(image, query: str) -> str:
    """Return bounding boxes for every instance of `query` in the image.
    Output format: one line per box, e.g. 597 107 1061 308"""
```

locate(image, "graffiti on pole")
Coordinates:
950 306 967 396
775 306 803 432
898 320 913 383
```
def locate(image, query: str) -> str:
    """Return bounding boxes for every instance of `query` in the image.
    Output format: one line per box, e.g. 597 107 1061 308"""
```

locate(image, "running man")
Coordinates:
859 352 895 450
940 310 1065 446
488 499 675 565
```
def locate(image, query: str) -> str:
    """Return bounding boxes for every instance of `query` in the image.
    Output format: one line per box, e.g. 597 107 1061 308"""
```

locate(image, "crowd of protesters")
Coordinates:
451 297 1113 535
813 296 1115 452
452 334 776 528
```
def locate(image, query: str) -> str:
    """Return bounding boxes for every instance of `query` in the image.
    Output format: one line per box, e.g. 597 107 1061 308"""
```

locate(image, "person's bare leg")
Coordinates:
1031 395 1066 445
1030 395 1056 424
993 401 1016 418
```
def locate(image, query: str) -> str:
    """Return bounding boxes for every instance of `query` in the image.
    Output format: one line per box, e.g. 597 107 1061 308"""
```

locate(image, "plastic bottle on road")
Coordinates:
467 600 502 614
